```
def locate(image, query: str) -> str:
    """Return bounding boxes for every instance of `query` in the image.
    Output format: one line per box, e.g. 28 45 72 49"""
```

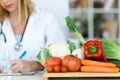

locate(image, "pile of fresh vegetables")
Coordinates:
65 16 120 67
36 16 120 73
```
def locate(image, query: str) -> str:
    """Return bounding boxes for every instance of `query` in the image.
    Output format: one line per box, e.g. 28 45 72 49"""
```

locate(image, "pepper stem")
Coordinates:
88 45 98 53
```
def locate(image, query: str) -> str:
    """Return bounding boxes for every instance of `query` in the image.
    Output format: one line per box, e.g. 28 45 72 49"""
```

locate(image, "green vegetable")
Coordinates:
65 16 86 44
37 48 52 66
107 59 120 67
68 40 80 54
109 61 120 67
101 39 120 60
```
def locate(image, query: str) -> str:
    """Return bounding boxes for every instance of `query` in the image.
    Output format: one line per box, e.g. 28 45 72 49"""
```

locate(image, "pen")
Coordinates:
19 51 27 59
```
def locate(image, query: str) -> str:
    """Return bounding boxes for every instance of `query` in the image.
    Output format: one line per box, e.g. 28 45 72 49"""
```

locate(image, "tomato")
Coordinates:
45 57 62 67
53 66 60 72
61 67 67 73
62 55 81 72
46 66 53 73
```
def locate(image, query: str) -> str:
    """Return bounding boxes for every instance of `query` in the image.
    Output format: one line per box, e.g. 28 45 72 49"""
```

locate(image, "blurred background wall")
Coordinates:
31 0 120 44
31 0 70 40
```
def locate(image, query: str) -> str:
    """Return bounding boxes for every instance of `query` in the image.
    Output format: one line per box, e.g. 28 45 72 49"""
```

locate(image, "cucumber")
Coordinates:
107 59 120 67
107 58 120 61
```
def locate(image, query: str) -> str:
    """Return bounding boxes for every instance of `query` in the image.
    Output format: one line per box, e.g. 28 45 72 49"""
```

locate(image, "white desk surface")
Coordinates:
0 71 44 80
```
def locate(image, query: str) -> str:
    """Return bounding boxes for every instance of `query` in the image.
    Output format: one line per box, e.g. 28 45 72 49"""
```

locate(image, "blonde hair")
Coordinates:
0 0 35 22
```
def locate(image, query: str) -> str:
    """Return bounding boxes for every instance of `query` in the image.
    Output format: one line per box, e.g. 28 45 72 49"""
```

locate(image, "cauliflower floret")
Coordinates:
72 49 84 60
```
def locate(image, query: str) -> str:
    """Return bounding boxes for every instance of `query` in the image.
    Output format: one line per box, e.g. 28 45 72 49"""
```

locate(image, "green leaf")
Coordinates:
65 16 86 44
68 41 80 54
37 48 52 66
101 39 120 60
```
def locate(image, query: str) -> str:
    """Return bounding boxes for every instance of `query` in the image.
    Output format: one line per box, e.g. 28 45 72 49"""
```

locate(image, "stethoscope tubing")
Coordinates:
0 22 7 43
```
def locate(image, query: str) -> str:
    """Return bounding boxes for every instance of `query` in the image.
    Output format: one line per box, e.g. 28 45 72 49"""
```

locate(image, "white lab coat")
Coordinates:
0 6 66 71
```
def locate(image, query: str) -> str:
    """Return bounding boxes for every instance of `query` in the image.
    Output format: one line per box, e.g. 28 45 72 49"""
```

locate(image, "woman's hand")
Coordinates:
10 59 44 72
10 59 32 72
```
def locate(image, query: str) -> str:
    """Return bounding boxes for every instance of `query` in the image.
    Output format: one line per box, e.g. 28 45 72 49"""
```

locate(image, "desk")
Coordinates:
0 71 44 80
43 72 120 80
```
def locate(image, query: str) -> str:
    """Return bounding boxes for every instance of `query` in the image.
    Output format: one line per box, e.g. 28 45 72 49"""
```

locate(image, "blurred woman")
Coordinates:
0 0 66 72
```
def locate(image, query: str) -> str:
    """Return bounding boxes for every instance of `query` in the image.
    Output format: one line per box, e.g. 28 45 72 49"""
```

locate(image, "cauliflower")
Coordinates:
48 43 70 58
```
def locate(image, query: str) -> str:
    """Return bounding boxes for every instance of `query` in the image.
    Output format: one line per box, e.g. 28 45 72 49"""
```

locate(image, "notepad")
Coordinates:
0 71 36 76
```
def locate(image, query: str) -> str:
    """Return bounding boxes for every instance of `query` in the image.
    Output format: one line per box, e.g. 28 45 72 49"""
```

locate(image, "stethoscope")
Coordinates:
0 17 29 52
0 22 7 43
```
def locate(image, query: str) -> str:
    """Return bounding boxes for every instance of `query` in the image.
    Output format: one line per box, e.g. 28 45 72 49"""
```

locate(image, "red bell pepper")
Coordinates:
84 40 106 62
